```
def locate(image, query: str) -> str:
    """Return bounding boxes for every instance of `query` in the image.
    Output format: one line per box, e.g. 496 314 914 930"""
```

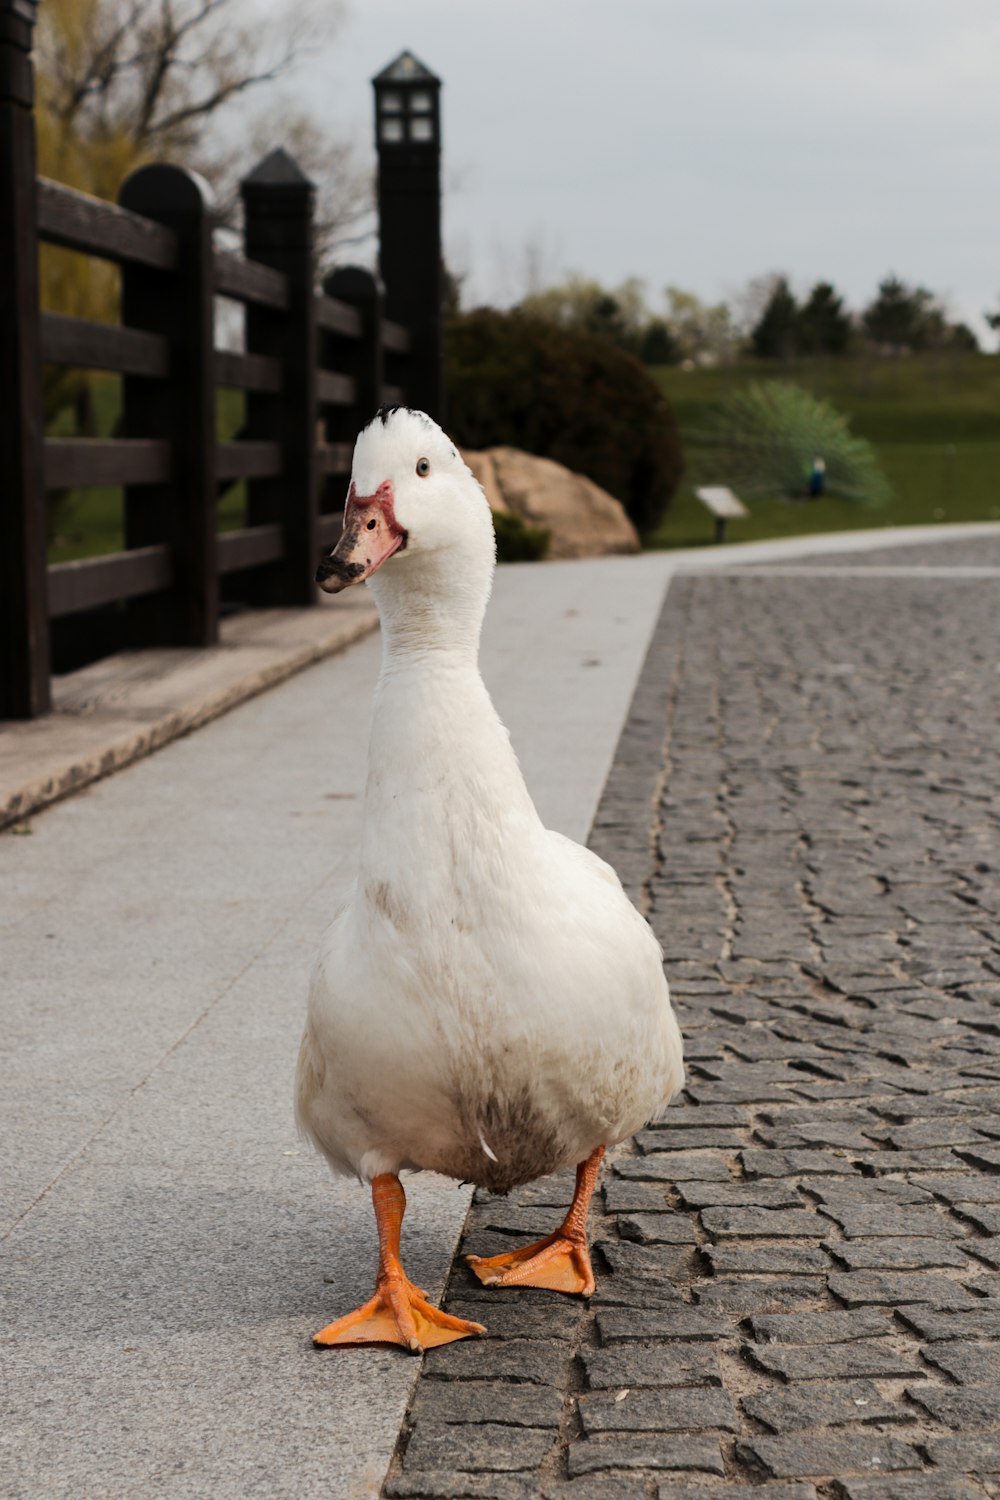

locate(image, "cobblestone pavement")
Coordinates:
383 544 1000 1499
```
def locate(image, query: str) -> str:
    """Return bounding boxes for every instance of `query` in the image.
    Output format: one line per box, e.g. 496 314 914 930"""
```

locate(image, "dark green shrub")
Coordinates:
491 510 550 562
445 309 684 535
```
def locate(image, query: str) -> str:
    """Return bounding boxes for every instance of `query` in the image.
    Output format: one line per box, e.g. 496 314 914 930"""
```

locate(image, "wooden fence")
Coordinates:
1 4 433 719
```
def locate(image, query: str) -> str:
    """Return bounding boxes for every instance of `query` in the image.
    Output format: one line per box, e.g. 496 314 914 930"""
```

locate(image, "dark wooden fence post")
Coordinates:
241 148 317 605
323 265 383 461
0 0 50 717
118 164 217 646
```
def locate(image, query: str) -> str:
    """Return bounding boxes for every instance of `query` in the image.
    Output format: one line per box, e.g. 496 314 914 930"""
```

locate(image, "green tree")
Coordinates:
639 319 681 365
862 275 937 350
750 277 799 359
662 287 736 363
796 281 853 354
517 274 648 356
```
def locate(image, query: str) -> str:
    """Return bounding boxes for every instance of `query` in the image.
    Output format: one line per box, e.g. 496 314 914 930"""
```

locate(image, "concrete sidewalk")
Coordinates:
0 554 673 1500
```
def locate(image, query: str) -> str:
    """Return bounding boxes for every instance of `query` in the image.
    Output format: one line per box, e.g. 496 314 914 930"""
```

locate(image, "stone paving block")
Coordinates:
613 1154 735 1182
920 1175 1000 1205
602 1180 695 1221
825 1237 971 1271
804 1178 933 1207
922 1342 1000 1385
818 1204 962 1238
747 1308 892 1344
592 1276 686 1312
676 1180 803 1209
402 1422 555 1474
613 1215 701 1248
409 1381 565 1428
852 1151 971 1174
657 1487 818 1500
686 1083 808 1107
828 1271 979 1309
424 1338 563 1385
831 1479 984 1500
746 1339 926 1383
631 1144 732 1176
743 1379 915 1432
705 1243 832 1276
736 1433 920 1480
906 1382 1000 1429
895 1306 1000 1341
741 1149 863 1178
444 1299 584 1341
596 1307 727 1344
754 1123 879 1151
694 1278 827 1314
567 1435 724 1477
924 1433 1000 1470
386 1473 537 1500
633 1127 751 1151
882 1120 1000 1148
580 1344 722 1391
578 1386 739 1435
700 1206 821 1239
951 1204 1000 1235
650 1105 751 1129
541 1479 648 1500
965 1236 1000 1269
467 1206 565 1238
955 1143 1000 1172
595 1238 691 1282
756 1106 880 1128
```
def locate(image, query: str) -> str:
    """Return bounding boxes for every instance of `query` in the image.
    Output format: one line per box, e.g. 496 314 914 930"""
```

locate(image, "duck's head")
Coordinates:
316 407 494 597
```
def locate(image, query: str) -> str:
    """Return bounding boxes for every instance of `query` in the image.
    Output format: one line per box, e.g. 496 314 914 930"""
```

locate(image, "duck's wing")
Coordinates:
543 829 625 892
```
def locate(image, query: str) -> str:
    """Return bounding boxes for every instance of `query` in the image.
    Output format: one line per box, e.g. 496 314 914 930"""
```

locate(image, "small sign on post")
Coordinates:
695 486 749 544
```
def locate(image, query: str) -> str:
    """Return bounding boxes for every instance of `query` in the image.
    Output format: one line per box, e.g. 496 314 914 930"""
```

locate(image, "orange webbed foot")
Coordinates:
466 1146 606 1299
314 1174 486 1353
466 1232 595 1296
314 1269 486 1352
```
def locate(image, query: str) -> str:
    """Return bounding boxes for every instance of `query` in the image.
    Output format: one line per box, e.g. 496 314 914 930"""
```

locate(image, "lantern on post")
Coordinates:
373 51 443 421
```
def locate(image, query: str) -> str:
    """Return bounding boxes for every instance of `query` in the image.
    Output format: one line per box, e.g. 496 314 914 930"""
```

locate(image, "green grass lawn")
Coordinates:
647 353 1000 549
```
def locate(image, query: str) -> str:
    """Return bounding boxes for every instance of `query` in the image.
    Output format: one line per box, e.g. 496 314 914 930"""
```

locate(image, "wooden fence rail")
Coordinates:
1 4 430 719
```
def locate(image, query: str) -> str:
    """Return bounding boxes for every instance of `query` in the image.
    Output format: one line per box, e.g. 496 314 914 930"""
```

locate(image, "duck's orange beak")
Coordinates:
316 482 407 594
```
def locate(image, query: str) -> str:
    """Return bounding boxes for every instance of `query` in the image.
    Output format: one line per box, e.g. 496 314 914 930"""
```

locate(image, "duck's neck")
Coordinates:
368 548 491 668
358 551 539 882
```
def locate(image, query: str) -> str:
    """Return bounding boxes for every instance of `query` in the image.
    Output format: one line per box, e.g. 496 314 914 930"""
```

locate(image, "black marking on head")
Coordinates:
372 405 437 431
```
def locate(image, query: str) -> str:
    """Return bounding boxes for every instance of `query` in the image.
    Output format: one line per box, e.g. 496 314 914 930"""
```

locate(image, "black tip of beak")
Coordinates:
315 555 365 585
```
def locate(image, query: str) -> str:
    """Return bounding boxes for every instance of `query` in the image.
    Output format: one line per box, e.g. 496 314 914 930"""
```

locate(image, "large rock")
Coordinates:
462 447 640 560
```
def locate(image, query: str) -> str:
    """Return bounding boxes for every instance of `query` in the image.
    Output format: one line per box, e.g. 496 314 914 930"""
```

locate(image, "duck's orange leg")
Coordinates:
313 1175 486 1353
466 1145 605 1296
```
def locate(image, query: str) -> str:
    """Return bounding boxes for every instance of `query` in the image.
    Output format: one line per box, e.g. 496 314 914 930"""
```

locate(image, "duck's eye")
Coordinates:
416 457 431 478
366 518 377 530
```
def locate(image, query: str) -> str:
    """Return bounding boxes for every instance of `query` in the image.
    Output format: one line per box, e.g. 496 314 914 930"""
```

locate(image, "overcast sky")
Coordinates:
289 0 1000 346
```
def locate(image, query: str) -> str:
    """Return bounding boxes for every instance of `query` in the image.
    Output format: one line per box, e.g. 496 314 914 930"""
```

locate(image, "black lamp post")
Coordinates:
373 51 443 421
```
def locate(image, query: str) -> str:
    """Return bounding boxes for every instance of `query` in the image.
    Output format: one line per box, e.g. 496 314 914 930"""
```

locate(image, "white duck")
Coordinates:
297 408 684 1352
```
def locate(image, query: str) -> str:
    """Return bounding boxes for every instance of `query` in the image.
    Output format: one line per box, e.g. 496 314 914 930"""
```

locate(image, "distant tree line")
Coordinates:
509 271 983 365
750 275 978 359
